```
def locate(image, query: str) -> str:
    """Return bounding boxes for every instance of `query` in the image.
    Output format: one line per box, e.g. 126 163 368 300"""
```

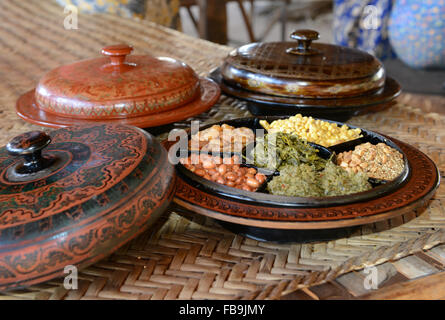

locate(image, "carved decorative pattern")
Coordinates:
221 42 386 99
225 42 381 80
17 79 220 129
0 124 175 290
35 55 201 119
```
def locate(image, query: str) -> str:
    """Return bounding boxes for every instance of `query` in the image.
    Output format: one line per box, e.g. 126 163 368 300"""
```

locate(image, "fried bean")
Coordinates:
190 153 200 164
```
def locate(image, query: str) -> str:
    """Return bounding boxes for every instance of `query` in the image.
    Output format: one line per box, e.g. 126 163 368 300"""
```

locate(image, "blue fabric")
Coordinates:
333 0 395 60
388 0 445 69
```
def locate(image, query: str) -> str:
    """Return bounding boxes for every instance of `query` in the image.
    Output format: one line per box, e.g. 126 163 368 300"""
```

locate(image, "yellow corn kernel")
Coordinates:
259 114 362 147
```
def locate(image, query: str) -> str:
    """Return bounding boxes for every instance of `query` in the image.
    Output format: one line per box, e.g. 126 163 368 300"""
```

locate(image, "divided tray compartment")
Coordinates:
328 131 407 187
171 116 440 243
175 146 273 197
241 136 335 192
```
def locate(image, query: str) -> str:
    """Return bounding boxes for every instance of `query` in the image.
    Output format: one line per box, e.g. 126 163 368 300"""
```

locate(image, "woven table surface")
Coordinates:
0 0 444 300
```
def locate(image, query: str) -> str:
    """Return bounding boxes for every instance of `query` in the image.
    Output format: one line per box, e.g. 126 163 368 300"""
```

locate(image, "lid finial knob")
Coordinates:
287 29 320 56
7 131 55 174
102 44 134 66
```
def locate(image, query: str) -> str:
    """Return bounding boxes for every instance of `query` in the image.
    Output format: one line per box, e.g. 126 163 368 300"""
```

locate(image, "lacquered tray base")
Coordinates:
217 221 358 243
173 138 439 243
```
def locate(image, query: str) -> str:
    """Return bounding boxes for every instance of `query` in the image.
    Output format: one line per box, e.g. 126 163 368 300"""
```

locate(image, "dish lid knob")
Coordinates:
102 44 133 65
6 131 55 174
287 29 320 55
101 44 136 72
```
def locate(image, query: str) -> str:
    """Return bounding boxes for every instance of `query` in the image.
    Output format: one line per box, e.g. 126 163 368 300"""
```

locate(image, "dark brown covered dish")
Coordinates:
214 29 401 120
221 29 386 99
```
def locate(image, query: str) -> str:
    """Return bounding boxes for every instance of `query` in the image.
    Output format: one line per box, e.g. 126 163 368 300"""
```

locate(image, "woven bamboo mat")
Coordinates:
0 0 444 300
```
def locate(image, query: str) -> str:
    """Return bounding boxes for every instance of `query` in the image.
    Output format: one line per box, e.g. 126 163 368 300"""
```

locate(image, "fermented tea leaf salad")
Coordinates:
267 162 372 197
252 132 372 197
253 132 328 171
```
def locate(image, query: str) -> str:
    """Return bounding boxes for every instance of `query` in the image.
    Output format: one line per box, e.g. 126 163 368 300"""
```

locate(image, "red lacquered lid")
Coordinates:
35 44 201 120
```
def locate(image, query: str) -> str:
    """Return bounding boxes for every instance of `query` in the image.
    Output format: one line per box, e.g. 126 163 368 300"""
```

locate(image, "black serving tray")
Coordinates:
170 116 440 243
175 116 410 208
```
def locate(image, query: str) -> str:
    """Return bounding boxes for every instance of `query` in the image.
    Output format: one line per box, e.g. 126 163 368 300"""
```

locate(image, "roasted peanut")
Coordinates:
195 169 205 176
218 164 227 175
202 160 216 169
225 172 237 181
226 180 235 187
207 168 217 176
182 154 267 191
245 173 255 180
255 173 267 184
235 176 243 185
246 177 260 188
